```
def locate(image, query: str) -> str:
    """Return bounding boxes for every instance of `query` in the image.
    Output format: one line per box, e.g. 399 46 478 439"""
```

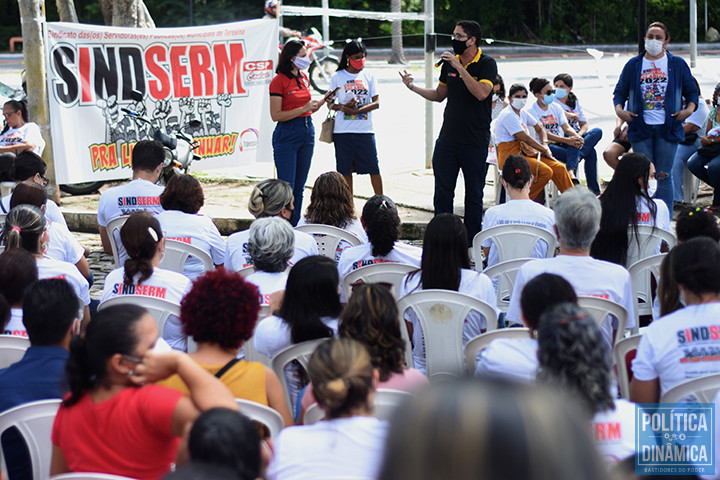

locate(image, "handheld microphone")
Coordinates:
435 58 445 68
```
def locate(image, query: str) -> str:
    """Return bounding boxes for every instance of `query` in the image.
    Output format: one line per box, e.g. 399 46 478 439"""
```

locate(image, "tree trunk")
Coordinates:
17 0 59 202
56 0 78 22
138 0 155 28
389 0 406 64
112 0 138 26
99 0 113 25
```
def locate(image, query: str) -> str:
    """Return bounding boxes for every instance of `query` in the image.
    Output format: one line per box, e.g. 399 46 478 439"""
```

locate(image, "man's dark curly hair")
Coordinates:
180 269 260 350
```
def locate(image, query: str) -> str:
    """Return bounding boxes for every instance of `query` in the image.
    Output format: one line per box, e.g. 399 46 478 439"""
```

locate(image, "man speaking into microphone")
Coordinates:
400 20 497 241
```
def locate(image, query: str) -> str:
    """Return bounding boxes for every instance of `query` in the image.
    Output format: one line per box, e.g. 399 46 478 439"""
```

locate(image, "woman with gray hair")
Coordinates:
244 217 295 306
225 178 318 271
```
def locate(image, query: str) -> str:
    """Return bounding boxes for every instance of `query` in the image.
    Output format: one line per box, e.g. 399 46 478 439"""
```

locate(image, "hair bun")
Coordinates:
325 378 348 396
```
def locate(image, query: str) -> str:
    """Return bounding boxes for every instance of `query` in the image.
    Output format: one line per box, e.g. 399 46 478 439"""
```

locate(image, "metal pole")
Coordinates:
638 0 646 54
189 0 193 26
690 0 697 67
321 0 330 44
424 0 434 169
706 0 708 36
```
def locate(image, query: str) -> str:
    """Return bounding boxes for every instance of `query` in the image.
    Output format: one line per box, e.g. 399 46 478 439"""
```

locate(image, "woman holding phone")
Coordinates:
326 40 382 196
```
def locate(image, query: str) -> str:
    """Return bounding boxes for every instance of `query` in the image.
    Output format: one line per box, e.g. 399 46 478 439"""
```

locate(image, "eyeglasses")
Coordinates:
2 111 16 118
121 353 143 363
39 175 49 187
450 33 469 41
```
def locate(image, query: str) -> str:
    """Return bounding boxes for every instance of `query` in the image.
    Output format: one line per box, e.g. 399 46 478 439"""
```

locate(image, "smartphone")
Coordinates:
327 86 340 99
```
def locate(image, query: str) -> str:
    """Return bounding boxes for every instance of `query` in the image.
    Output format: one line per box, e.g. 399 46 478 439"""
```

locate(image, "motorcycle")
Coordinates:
301 27 340 94
61 91 202 194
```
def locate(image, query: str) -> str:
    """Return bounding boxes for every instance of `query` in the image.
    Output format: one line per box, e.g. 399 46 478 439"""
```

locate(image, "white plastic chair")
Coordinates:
660 373 720 403
464 328 532 375
235 398 285 439
271 338 327 414
614 334 641 400
236 265 256 278
294 224 363 260
98 296 181 342
0 335 30 369
482 258 534 314
159 239 214 275
628 253 665 332
105 215 129 267
396 290 498 381
341 262 417 300
304 388 412 425
243 306 272 368
472 224 557 271
682 163 700 205
577 296 629 346
626 225 677 268
51 474 138 480
0 399 61 480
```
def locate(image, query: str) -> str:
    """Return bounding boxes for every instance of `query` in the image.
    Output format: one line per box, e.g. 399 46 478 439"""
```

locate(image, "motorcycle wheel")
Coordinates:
59 182 106 195
308 56 340 94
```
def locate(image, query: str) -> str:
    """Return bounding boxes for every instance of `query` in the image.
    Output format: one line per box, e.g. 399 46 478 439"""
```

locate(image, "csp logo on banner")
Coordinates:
636 403 715 475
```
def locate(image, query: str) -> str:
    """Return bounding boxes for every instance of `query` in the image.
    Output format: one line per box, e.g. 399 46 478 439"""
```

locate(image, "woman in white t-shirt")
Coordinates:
526 77 585 184
0 100 44 156
298 171 368 262
156 174 225 280
493 83 572 201
672 79 708 204
0 248 38 337
100 211 192 351
632 237 720 403
268 338 388 480
255 255 341 412
537 302 636 464
326 40 381 196
399 213 497 374
1 204 90 327
244 217 294 306
480 155 556 268
475 273 576 382
590 153 671 266
337 195 422 301
225 178 318 272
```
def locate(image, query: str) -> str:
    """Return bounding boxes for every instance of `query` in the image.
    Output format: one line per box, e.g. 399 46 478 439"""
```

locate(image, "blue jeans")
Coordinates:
432 137 488 241
687 150 720 205
272 116 315 226
630 124 678 212
672 137 701 202
549 128 602 194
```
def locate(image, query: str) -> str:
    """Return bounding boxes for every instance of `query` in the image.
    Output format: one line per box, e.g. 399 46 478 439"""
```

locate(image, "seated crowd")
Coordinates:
2 130 720 480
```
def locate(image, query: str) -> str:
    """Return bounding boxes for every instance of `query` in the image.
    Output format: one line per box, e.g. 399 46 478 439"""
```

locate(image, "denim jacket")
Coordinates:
612 50 699 143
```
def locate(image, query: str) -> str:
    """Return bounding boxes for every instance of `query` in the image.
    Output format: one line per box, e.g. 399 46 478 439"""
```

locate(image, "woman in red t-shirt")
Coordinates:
50 304 239 480
269 39 332 226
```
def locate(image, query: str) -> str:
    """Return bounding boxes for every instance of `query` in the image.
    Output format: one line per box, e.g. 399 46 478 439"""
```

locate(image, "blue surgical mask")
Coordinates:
555 88 567 99
542 93 555 105
293 56 311 70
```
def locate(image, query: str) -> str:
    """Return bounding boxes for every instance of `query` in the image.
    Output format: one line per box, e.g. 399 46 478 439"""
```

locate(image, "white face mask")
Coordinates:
645 39 664 56
647 178 658 197
492 93 499 102
512 97 527 110
293 55 311 70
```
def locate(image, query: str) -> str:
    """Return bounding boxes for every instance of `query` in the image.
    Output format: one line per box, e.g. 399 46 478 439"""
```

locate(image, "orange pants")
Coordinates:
496 140 574 200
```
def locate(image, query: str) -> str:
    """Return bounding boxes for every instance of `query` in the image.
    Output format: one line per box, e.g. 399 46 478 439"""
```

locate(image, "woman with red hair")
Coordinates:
158 269 293 426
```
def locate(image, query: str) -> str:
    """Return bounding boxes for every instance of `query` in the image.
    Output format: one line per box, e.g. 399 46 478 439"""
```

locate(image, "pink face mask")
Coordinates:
349 57 366 71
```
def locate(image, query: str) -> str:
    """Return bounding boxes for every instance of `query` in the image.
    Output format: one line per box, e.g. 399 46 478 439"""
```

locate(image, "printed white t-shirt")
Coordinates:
506 255 635 346
46 220 84 266
632 303 720 396
1 194 67 229
329 68 378 134
399 268 498 374
337 241 423 302
296 216 369 263
480 199 556 267
36 257 90 307
640 54 668 125
474 337 538 382
97 178 165 266
685 98 709 130
225 227 318 271
245 270 289 306
0 122 45 153
592 399 637 464
493 106 539 144
156 210 225 280
100 267 192 351
3 308 25 337
524 100 568 140
555 98 587 133
268 416 388 480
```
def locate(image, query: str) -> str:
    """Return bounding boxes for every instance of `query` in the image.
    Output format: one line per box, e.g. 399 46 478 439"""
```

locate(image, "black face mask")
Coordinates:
452 39 469 55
